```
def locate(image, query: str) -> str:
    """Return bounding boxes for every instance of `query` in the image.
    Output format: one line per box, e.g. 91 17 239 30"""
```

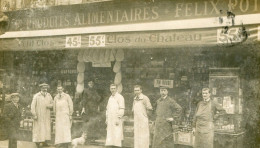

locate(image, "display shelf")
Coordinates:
209 68 243 133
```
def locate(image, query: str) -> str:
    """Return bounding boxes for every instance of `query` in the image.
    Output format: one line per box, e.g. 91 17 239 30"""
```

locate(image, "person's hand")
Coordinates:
115 118 120 126
166 118 174 122
192 128 196 135
46 104 52 109
81 108 85 115
33 116 38 120
69 115 72 120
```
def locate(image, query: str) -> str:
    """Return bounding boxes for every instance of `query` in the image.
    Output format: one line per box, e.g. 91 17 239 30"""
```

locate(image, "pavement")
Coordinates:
0 141 105 148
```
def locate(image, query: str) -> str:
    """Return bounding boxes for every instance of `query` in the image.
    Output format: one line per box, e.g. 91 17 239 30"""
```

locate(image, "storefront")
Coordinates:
0 0 260 147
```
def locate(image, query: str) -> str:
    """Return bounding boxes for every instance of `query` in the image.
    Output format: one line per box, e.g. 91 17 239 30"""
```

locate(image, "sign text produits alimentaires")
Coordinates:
6 0 260 31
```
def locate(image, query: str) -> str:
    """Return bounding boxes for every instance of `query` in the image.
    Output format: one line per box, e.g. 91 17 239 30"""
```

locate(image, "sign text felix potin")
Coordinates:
8 0 260 31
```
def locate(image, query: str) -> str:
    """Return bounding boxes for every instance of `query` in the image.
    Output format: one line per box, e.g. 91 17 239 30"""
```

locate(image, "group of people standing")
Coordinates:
3 83 74 148
2 80 226 148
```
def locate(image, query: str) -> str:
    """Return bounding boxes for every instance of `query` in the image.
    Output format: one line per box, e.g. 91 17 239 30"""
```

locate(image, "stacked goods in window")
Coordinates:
209 68 243 133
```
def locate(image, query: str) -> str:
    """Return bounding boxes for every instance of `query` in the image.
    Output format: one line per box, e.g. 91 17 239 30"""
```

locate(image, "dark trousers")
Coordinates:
8 138 17 148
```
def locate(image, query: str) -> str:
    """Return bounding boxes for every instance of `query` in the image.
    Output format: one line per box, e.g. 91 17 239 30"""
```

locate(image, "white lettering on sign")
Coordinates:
178 132 191 143
154 79 174 88
66 36 81 48
89 35 106 47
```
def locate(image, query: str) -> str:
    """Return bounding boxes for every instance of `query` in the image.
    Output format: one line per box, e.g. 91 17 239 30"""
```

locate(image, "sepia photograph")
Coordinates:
0 0 259 148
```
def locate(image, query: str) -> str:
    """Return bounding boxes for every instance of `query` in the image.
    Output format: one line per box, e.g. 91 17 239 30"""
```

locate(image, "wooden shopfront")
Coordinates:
0 0 260 147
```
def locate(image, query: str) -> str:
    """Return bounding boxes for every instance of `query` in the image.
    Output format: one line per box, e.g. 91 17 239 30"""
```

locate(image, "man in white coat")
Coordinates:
105 84 125 148
54 85 73 148
132 85 153 148
31 83 53 148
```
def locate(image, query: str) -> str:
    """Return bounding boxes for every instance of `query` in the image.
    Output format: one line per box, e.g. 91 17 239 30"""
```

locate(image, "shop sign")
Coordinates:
5 0 260 31
0 29 217 51
2 27 260 51
154 79 174 88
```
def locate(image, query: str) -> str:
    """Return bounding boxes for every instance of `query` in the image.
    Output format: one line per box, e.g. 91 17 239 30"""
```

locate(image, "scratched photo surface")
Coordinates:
0 0 259 148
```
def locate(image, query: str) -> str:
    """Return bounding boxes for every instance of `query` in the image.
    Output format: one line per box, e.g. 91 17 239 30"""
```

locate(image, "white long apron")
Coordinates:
105 93 124 147
133 100 150 148
54 93 73 145
31 92 53 142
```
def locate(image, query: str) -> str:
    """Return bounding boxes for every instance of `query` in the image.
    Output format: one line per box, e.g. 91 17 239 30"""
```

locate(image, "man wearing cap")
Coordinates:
31 83 53 147
3 93 22 148
152 86 182 148
80 80 102 139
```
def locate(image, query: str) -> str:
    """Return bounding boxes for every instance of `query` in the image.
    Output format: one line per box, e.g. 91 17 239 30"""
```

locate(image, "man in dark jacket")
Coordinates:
152 87 182 148
3 93 22 148
81 80 101 139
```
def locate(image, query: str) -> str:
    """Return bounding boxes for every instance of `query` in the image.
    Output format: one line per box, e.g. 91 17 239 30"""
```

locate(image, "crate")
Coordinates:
173 131 195 146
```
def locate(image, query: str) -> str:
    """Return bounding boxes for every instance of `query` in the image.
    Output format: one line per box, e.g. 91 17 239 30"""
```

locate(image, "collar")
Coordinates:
12 102 19 108
40 91 47 96
111 92 118 97
134 93 144 100
204 98 211 102
57 92 65 97
159 95 168 101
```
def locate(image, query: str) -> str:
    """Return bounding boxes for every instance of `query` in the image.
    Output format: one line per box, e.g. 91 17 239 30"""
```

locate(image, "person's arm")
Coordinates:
53 96 56 113
169 99 182 122
105 98 110 124
144 97 153 118
67 95 74 116
31 95 37 119
192 102 200 134
3 104 13 122
46 94 53 109
213 101 227 120
81 89 87 114
117 95 125 118
144 96 153 110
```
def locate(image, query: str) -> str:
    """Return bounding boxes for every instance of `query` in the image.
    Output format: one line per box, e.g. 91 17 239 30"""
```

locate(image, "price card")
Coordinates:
217 28 241 44
178 132 191 143
65 36 81 48
89 35 106 47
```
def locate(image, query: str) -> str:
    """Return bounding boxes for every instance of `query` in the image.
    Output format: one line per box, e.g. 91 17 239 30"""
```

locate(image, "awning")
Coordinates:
0 25 258 51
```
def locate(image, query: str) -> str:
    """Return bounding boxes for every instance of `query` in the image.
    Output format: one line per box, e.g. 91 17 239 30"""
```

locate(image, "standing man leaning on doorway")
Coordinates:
193 88 226 148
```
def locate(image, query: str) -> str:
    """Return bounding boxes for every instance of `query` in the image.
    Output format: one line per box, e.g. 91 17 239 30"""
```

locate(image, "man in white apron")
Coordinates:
31 83 53 148
105 84 125 147
54 85 73 148
132 85 153 148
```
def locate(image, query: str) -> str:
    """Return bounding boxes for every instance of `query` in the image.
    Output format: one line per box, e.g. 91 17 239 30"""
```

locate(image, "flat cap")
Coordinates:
10 93 20 98
39 83 49 87
159 86 169 90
